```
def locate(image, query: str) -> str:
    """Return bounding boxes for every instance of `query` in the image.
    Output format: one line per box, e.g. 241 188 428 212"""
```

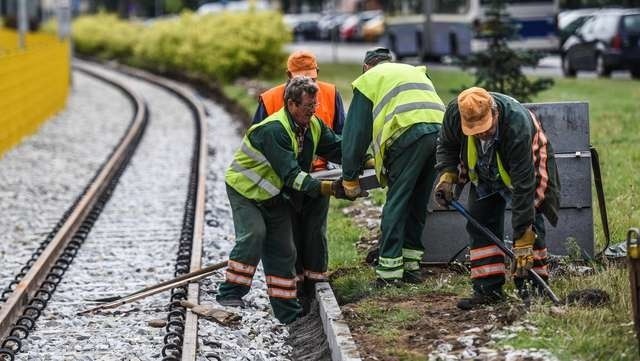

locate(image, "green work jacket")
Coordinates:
436 92 561 239
226 107 341 201
345 62 445 186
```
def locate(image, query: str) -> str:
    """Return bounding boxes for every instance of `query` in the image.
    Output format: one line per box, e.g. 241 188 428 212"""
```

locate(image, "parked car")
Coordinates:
361 13 385 42
561 8 640 78
283 13 322 41
318 12 349 40
340 10 382 42
556 8 599 47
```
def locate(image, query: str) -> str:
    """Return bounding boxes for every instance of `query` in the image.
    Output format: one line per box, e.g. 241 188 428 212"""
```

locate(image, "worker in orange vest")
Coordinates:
253 51 346 310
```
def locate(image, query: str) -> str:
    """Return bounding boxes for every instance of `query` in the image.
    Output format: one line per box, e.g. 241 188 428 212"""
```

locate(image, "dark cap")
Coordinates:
363 47 392 66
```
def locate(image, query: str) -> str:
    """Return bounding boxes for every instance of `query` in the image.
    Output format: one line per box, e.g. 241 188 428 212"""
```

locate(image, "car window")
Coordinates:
623 14 640 33
578 17 596 36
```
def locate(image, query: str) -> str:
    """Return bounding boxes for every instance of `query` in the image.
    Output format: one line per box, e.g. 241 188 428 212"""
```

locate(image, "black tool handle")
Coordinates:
450 200 561 305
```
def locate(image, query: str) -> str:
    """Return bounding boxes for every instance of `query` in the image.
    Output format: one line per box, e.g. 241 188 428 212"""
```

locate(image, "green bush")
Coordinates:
73 14 141 59
72 11 290 82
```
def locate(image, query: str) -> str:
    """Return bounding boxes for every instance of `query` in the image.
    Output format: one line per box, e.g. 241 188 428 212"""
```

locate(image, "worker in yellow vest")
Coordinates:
434 87 560 309
341 48 446 287
253 51 346 303
218 76 347 324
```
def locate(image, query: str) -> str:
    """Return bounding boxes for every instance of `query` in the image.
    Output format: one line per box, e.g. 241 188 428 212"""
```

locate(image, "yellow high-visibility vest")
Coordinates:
225 108 321 201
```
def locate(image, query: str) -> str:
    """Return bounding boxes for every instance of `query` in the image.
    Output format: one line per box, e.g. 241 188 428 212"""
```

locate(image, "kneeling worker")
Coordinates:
217 76 345 324
434 87 560 309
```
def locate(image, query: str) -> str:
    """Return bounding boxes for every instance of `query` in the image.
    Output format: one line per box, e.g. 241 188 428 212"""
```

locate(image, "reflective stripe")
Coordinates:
228 259 257 275
375 268 404 279
378 256 403 268
532 265 549 277
470 263 506 279
383 101 446 124
530 111 549 208
293 171 308 191
402 248 423 261
266 275 297 288
404 261 420 271
296 274 304 282
372 82 436 120
240 140 268 164
533 248 548 261
304 270 327 281
230 161 280 196
470 245 505 261
226 271 253 286
267 287 298 299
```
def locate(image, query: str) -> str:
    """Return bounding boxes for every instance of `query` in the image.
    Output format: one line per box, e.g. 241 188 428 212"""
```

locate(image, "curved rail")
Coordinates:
0 64 148 358
102 62 207 361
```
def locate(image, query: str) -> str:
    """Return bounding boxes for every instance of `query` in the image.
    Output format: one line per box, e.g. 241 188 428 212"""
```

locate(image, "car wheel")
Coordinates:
596 54 611 77
562 55 576 77
631 67 640 80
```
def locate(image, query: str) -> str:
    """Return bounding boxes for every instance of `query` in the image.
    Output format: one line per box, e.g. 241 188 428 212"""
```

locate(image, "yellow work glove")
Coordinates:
320 180 348 199
342 179 367 200
434 172 458 207
363 158 375 169
513 226 536 278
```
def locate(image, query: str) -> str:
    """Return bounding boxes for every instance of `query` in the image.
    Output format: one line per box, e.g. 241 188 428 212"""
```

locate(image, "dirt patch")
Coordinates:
341 293 544 361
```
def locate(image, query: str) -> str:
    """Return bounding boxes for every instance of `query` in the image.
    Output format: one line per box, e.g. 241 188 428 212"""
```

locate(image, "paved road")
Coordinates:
286 41 633 79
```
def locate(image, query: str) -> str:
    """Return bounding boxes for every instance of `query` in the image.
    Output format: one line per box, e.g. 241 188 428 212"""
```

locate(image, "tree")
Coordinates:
458 0 553 102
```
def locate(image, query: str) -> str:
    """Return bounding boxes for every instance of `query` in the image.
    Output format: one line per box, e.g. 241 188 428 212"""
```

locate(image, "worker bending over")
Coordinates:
435 87 560 309
341 47 446 287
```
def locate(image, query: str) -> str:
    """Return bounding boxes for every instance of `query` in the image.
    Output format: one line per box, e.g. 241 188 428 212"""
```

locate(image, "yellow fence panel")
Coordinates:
0 29 70 157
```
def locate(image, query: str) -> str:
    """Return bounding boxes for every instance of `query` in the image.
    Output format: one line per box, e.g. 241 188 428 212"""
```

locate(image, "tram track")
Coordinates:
0 62 207 360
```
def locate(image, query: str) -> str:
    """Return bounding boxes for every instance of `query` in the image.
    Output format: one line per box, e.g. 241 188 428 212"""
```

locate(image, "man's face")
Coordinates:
475 109 499 141
287 92 318 127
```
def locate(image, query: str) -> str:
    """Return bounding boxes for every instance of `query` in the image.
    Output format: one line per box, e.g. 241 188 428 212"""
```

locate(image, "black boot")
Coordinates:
402 270 424 284
457 290 505 310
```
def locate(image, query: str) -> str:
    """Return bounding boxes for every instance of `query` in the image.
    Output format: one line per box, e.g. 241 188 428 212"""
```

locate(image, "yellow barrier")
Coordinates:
0 29 70 157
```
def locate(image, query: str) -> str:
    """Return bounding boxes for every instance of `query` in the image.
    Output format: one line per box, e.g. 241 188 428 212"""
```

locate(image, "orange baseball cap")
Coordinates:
287 51 318 78
458 87 493 135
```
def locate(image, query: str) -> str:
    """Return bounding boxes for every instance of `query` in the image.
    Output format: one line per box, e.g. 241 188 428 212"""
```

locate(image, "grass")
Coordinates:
222 62 640 360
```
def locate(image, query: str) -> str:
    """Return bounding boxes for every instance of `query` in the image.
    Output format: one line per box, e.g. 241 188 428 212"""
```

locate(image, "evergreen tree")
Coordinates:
459 0 553 102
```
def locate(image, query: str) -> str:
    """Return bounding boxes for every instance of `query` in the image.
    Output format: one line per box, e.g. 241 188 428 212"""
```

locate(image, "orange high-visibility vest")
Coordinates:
260 81 337 171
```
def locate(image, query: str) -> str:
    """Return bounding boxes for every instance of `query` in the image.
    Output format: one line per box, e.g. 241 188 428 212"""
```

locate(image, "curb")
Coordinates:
315 282 362 361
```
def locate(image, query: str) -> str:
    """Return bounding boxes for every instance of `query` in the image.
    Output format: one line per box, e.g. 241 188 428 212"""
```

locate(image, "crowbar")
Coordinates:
449 200 561 305
78 260 227 315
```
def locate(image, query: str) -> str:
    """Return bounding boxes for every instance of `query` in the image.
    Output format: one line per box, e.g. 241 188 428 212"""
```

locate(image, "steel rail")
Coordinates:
104 63 208 361
0 64 147 343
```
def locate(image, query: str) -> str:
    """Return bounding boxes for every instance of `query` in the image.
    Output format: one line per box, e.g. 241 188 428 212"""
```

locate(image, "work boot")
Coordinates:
456 291 505 310
216 297 245 308
402 270 424 284
374 278 403 289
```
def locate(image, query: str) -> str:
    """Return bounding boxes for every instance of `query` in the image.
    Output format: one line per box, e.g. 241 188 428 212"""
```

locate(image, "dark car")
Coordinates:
561 8 640 78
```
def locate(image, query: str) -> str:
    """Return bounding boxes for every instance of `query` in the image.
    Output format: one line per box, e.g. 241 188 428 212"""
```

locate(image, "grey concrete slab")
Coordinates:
316 282 362 361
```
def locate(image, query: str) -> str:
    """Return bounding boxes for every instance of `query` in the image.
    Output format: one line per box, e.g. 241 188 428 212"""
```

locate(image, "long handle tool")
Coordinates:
78 260 227 315
450 200 561 305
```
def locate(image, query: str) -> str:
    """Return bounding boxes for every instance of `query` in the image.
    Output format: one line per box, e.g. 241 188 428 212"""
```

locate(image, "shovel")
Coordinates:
449 200 561 305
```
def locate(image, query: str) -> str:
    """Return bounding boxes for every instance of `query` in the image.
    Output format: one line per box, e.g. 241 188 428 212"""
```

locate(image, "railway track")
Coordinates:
0 62 206 360
0 62 359 361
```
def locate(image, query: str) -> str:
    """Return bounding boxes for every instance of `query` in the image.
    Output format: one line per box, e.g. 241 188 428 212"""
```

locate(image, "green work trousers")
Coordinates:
376 132 438 280
292 194 329 298
217 185 302 324
467 187 548 295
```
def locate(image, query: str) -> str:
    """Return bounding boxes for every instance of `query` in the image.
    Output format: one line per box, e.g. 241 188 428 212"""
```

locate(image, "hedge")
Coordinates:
72 11 291 82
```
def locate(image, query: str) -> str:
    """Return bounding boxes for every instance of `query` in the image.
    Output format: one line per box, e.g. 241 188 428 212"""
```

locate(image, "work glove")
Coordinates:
434 171 458 207
319 180 348 199
342 178 368 200
363 158 375 169
513 226 536 278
